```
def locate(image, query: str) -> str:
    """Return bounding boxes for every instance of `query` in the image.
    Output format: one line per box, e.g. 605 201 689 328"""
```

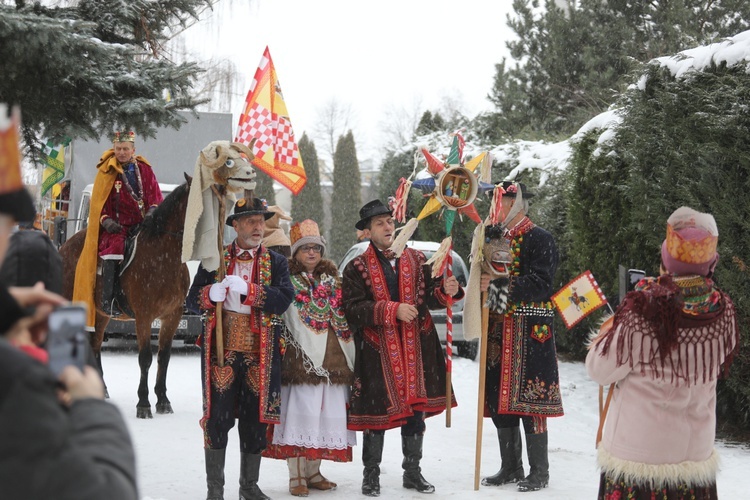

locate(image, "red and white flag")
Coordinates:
234 47 306 194
552 270 608 329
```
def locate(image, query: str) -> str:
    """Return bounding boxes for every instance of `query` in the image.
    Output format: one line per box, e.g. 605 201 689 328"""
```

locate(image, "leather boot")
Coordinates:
239 453 270 500
401 435 435 494
100 259 119 314
204 448 226 500
482 427 525 486
362 432 384 497
306 458 336 490
517 432 549 492
287 456 308 497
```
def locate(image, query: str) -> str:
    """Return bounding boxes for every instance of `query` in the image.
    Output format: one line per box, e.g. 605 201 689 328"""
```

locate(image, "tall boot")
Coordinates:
481 427 525 486
305 458 337 491
100 259 118 314
239 453 270 500
204 448 226 500
517 432 549 492
401 435 435 494
287 456 308 497
362 432 384 497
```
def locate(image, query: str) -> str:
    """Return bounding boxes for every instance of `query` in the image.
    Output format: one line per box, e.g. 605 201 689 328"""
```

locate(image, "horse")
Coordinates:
60 141 256 418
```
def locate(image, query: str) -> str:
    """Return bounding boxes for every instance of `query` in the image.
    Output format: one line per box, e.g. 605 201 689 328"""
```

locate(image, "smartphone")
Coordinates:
46 304 88 377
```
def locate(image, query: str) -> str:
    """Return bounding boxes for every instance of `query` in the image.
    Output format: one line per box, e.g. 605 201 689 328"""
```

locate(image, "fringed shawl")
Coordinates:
597 275 739 385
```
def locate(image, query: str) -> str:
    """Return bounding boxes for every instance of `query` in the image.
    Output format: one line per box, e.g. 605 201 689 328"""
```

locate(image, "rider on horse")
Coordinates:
73 131 162 326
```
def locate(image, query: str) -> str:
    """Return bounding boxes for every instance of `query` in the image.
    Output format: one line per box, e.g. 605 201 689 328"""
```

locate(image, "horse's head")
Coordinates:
198 140 257 193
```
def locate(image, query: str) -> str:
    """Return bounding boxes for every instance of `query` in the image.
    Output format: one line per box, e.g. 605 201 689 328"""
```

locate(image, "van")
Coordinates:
338 240 478 359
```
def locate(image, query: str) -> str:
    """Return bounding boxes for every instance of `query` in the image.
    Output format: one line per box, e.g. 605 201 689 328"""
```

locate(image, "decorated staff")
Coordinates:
390 132 493 426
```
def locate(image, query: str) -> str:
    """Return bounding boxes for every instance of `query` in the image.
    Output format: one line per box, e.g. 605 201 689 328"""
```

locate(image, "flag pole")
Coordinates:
474 291 490 490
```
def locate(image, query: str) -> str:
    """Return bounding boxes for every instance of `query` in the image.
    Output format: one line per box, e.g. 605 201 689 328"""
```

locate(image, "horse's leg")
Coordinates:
135 316 154 419
93 312 111 398
154 305 181 415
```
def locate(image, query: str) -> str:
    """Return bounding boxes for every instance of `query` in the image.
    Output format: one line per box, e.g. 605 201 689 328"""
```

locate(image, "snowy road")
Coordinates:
100 346 750 499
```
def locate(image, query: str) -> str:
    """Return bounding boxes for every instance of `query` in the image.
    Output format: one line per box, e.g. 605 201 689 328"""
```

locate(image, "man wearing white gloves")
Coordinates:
187 197 294 500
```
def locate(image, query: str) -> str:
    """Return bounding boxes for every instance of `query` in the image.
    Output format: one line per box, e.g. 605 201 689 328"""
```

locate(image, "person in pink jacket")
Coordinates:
586 206 739 500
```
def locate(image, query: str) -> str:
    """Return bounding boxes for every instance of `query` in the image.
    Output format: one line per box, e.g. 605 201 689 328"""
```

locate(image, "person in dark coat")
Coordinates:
0 227 63 294
341 199 462 497
0 104 138 500
187 197 294 500
479 181 563 493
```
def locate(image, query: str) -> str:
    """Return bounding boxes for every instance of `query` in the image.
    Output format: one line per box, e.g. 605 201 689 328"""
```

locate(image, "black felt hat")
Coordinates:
226 197 274 226
498 181 535 198
355 199 393 230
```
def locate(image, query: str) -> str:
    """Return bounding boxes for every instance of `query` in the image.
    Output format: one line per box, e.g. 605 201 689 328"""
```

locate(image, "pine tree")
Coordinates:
253 171 276 205
291 133 324 230
0 0 213 157
479 0 750 141
329 131 361 262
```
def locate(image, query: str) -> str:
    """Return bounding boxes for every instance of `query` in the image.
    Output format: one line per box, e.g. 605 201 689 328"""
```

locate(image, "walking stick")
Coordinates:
444 249 454 427
474 291 490 490
211 185 227 367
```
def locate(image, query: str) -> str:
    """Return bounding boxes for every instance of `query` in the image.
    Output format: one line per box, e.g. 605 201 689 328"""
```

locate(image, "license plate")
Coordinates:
151 319 188 330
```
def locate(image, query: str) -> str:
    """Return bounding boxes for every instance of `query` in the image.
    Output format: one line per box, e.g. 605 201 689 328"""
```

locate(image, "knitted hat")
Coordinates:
290 219 326 257
661 206 719 276
226 197 274 225
0 105 35 223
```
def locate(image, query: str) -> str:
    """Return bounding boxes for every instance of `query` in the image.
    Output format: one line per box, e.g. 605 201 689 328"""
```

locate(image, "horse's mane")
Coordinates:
140 181 190 237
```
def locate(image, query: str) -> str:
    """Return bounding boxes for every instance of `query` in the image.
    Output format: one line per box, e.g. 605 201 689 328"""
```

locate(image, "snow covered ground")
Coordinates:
101 345 750 500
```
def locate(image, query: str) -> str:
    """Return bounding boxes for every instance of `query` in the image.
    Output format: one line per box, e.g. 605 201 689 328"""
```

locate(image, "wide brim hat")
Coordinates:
265 205 292 229
226 197 274 226
660 206 719 276
290 219 326 257
498 181 535 198
355 199 393 230
0 105 35 222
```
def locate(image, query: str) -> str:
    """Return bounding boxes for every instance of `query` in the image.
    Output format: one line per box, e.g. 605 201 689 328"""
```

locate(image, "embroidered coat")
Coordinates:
186 243 294 426
485 220 564 418
586 276 739 488
99 159 162 256
342 243 461 431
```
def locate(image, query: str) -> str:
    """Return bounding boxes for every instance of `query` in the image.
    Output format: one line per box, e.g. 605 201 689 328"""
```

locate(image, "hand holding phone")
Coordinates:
46 304 88 377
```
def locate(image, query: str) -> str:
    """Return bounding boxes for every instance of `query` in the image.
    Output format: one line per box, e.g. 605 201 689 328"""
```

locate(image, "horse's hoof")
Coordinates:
136 407 153 419
156 402 173 415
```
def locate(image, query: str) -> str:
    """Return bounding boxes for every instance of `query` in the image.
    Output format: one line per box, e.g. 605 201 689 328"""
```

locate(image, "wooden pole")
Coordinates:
474 292 490 490
212 186 227 367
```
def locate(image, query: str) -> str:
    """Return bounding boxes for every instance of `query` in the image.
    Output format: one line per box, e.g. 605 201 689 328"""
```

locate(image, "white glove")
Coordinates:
208 282 227 303
223 275 249 296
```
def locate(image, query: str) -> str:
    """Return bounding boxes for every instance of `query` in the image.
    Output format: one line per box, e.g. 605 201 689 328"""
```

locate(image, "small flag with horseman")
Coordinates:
551 270 608 329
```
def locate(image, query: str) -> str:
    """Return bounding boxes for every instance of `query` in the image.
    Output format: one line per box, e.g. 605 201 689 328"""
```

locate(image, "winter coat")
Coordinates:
342 243 460 431
586 277 738 487
0 338 137 500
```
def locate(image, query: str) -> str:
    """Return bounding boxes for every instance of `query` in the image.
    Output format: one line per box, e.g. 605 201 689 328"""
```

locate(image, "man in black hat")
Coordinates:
478 181 563 493
187 197 294 500
342 199 463 497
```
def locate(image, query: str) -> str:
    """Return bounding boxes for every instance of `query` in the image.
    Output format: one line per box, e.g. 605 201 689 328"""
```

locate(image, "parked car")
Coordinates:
338 240 478 359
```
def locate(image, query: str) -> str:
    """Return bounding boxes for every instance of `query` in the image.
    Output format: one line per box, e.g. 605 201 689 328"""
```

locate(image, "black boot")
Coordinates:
517 432 549 492
482 427 525 486
239 453 270 500
204 448 226 500
362 432 384 497
100 259 119 314
402 435 435 494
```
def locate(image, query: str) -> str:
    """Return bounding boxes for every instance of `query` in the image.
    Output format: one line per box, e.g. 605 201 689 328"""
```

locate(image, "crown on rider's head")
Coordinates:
113 131 136 144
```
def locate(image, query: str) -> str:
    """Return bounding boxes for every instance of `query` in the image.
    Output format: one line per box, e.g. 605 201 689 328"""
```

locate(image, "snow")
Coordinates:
635 30 750 90
100 345 750 500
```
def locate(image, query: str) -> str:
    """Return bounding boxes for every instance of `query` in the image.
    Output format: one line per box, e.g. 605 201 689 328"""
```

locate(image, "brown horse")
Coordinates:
60 178 192 418
60 141 257 419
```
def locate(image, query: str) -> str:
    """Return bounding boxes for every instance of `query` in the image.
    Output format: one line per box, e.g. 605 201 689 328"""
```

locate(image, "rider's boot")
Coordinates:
100 259 119 315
